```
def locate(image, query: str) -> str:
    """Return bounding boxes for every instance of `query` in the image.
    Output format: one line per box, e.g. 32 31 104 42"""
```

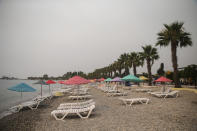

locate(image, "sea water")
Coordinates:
0 79 61 118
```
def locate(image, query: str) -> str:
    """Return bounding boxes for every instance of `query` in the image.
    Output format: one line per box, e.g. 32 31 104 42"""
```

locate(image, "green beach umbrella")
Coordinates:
34 80 48 97
104 78 112 82
121 74 142 82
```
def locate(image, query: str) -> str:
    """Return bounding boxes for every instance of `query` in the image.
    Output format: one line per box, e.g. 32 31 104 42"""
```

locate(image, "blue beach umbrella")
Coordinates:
8 83 36 99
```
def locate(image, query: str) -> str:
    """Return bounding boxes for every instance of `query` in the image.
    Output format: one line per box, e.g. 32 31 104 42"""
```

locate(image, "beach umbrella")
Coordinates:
98 78 105 82
46 80 56 95
111 77 123 82
58 80 65 84
64 76 89 85
139 76 148 81
154 76 172 82
154 76 172 92
64 76 89 100
121 74 142 82
34 80 48 97
58 80 65 88
89 80 94 83
104 78 112 82
8 83 36 99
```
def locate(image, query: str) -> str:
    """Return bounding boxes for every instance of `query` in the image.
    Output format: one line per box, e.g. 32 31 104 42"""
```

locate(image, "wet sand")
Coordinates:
0 86 197 131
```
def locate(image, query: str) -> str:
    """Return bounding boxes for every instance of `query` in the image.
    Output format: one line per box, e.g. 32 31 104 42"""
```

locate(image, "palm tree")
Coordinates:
156 21 192 88
140 45 159 86
118 53 130 77
116 59 123 77
129 52 144 76
112 61 119 77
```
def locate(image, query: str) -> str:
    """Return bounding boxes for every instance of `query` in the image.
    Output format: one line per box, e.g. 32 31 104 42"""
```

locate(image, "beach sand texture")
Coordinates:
0 86 197 131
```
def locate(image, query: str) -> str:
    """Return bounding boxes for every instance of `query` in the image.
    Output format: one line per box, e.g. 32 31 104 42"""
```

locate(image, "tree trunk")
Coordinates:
113 70 116 77
147 59 152 86
171 43 180 88
133 64 137 76
125 67 129 76
118 68 122 77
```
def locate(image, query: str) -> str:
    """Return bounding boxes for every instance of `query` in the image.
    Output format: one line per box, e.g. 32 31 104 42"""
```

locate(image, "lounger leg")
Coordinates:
146 99 149 104
164 95 168 99
139 100 143 104
53 113 68 121
123 101 127 106
129 100 134 106
77 109 93 119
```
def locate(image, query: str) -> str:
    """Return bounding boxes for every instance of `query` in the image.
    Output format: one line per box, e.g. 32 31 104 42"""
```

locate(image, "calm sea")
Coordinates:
0 79 60 114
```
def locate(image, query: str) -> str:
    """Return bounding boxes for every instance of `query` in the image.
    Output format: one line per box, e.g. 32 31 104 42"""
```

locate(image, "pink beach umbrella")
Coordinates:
64 76 89 99
64 76 89 85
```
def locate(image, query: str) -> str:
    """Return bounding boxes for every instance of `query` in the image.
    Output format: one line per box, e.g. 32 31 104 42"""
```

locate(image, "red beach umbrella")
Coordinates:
58 80 65 84
46 80 56 84
154 76 172 82
46 80 56 95
154 76 172 92
58 80 65 88
98 78 105 82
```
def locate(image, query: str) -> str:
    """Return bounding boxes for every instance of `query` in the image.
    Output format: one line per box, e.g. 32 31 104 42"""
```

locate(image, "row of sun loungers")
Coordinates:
96 85 128 97
51 99 96 121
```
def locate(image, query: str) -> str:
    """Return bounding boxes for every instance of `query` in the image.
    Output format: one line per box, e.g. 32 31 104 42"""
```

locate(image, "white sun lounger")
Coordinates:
152 90 179 98
58 99 95 109
10 99 42 112
59 99 94 107
119 98 150 106
51 105 95 121
136 89 152 92
107 92 127 97
57 101 95 110
148 87 171 95
68 95 92 100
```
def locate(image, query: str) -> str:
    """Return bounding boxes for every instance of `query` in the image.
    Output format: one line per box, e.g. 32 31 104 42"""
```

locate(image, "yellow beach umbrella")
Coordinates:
54 92 64 96
139 76 148 81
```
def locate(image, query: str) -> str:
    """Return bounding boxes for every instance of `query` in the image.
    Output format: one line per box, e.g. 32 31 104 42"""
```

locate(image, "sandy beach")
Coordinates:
0 86 197 131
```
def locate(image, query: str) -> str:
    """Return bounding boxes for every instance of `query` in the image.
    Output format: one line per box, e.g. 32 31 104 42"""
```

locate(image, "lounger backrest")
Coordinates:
165 87 171 93
168 90 178 95
59 99 94 107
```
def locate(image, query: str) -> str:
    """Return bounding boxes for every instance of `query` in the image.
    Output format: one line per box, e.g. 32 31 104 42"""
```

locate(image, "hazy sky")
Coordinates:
0 0 197 78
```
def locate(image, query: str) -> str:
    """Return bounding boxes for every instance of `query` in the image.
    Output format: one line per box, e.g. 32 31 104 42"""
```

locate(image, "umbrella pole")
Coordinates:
21 88 23 102
77 85 79 101
41 84 42 98
49 84 51 95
